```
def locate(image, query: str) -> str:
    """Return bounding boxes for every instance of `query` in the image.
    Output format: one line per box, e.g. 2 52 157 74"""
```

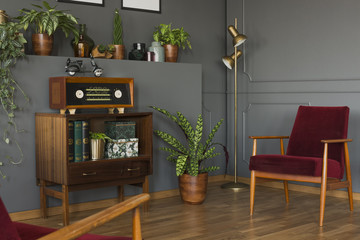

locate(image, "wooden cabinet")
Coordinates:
35 112 152 225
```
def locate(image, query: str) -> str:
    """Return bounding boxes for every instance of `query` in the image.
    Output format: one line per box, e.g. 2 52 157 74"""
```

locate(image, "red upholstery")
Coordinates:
0 197 21 240
249 106 349 179
249 154 342 178
0 197 131 240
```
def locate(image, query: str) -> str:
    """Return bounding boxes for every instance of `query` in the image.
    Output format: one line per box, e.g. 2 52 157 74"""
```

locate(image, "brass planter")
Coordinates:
179 172 208 205
91 139 105 160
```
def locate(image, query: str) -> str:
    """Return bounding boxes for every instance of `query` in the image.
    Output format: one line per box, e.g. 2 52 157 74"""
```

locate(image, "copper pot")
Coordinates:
163 44 179 62
179 172 208 204
112 45 125 59
32 33 53 56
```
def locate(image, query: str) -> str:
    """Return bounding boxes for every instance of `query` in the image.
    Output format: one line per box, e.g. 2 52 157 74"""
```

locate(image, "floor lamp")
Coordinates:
221 18 248 190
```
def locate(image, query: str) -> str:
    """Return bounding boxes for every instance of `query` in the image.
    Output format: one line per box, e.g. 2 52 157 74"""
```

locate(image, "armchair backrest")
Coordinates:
0 196 21 240
286 106 349 177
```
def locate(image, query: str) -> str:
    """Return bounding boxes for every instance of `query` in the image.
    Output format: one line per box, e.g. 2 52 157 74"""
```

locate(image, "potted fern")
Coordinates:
112 8 125 59
150 106 226 204
153 23 191 62
17 1 79 56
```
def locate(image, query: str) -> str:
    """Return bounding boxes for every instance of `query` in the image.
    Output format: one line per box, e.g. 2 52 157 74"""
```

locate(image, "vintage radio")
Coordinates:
49 76 134 114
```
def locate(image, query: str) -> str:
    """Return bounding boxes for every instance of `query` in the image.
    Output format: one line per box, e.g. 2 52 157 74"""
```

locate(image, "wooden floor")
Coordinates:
20 181 360 239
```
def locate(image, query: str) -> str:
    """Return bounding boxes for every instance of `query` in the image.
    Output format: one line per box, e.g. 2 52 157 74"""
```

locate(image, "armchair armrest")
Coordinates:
249 136 289 139
249 136 290 156
321 139 352 143
38 193 150 240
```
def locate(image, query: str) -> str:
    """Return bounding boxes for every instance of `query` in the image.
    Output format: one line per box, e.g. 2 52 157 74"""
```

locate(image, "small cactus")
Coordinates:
113 8 123 45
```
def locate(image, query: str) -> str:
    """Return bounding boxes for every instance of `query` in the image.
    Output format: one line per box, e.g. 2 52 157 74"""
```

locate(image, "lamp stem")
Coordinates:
234 18 238 184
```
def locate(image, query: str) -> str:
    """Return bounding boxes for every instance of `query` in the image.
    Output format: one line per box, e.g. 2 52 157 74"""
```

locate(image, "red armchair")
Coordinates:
0 193 150 240
249 106 353 226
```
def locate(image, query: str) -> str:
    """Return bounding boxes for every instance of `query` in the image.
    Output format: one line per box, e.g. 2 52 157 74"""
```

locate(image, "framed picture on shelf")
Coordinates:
121 0 161 13
57 0 104 7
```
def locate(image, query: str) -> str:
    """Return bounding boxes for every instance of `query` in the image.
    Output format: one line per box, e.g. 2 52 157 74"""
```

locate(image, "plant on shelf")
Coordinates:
153 23 191 62
17 1 79 56
150 106 227 204
112 8 125 59
0 21 28 178
92 44 115 59
89 132 110 160
89 132 110 141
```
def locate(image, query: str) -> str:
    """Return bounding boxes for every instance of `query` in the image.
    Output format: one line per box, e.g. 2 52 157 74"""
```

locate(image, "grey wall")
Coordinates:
227 0 360 192
0 0 227 212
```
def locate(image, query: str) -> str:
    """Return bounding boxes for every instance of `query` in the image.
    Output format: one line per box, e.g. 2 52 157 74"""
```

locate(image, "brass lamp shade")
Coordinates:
222 50 242 70
228 25 247 47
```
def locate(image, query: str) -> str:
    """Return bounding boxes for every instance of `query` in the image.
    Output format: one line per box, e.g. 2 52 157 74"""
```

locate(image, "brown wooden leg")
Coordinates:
142 176 149 212
62 185 69 226
344 143 354 211
40 180 47 219
250 171 256 216
118 185 124 202
283 180 289 204
319 143 328 227
132 207 142 240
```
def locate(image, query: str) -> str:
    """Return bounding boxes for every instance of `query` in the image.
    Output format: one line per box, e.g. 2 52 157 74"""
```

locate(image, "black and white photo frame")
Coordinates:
121 0 161 13
57 0 104 7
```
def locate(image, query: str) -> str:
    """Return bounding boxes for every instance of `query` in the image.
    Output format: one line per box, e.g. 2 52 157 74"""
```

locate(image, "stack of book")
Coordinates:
68 120 90 162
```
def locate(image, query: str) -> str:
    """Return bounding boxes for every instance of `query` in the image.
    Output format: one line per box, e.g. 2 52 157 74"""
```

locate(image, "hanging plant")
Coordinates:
0 21 28 178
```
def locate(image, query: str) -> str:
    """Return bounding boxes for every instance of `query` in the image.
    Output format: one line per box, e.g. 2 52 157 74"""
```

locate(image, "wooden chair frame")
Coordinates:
249 136 353 227
38 193 150 240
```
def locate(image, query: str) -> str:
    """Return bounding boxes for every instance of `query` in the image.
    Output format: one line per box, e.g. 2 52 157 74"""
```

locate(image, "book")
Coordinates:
68 121 74 162
82 120 90 161
74 120 83 162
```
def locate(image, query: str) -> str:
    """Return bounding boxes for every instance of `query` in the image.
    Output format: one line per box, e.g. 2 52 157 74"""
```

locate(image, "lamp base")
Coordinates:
221 181 248 191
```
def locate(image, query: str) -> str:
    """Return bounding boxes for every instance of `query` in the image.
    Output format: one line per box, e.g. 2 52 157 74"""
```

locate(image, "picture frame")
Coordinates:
121 0 161 13
57 0 104 7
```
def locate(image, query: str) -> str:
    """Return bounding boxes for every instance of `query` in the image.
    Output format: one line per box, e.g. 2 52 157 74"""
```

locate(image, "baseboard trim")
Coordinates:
10 174 356 221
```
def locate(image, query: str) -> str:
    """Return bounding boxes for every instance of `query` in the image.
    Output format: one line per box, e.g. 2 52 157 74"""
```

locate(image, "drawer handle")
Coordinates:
82 172 97 176
127 167 140 172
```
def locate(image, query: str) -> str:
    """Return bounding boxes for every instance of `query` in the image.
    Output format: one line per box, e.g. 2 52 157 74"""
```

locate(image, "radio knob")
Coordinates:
114 90 122 99
75 90 84 99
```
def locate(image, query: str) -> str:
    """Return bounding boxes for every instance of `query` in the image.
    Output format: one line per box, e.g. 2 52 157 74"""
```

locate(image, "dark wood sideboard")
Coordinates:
35 112 153 226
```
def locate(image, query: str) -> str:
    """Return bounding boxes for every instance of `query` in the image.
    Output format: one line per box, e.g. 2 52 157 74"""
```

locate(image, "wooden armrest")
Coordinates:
38 193 150 240
249 136 289 139
321 139 352 143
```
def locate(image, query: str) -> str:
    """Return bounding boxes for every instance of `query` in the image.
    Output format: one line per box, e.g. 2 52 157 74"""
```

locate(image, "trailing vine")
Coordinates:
0 21 28 178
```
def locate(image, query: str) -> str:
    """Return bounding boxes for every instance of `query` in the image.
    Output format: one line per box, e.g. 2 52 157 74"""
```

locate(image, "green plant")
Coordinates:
17 1 79 42
0 21 29 178
153 23 191 50
89 132 110 141
97 44 115 53
150 106 226 177
113 8 123 45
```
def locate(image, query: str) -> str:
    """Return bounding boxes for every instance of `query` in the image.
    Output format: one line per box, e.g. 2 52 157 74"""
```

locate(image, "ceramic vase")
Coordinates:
148 41 165 62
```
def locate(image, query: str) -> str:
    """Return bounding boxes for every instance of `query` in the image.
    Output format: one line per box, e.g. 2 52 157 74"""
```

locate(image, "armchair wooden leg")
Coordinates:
319 143 328 227
250 171 256 216
132 207 142 240
62 185 69 226
344 142 354 211
283 180 289 204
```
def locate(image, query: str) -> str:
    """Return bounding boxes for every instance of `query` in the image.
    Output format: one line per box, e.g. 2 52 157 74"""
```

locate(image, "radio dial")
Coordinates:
114 90 122 99
75 90 84 99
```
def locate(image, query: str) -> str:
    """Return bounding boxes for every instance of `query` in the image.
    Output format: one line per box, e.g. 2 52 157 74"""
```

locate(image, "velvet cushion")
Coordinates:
0 197 21 240
286 106 349 179
14 222 132 240
249 154 342 178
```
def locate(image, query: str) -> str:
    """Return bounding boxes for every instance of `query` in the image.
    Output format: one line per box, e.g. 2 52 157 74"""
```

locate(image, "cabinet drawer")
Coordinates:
68 159 149 185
